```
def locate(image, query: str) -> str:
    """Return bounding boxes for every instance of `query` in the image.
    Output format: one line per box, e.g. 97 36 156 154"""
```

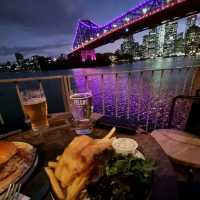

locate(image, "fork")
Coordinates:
4 183 21 200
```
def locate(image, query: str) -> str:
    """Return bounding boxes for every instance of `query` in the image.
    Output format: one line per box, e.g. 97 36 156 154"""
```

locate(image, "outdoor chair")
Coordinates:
151 90 200 183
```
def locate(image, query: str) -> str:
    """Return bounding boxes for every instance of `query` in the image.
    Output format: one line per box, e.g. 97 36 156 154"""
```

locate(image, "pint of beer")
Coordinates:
24 97 49 131
21 87 49 131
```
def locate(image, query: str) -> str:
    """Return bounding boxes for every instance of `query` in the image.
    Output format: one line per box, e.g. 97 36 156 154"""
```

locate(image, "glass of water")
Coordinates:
70 91 93 134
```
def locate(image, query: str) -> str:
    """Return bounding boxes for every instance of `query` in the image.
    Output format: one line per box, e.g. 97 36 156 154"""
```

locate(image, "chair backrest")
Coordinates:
185 100 200 136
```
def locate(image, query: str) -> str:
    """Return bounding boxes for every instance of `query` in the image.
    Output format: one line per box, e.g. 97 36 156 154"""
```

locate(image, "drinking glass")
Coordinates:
70 91 93 134
21 85 49 131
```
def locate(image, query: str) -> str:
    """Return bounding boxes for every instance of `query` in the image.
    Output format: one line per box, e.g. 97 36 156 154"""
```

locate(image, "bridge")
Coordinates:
69 0 200 61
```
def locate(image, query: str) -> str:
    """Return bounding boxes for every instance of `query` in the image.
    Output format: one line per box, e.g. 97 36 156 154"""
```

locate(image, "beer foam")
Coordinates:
23 97 46 105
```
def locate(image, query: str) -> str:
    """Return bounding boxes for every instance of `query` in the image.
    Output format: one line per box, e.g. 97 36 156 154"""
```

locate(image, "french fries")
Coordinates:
44 167 65 199
66 173 88 200
48 161 58 169
56 155 61 161
103 127 116 140
45 129 116 200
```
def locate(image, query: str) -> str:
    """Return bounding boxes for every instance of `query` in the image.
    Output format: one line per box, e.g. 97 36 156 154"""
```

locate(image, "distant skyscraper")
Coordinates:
187 15 197 29
175 32 185 55
185 25 200 55
157 24 166 56
148 28 157 58
143 35 149 58
163 21 178 56
142 28 158 58
121 35 134 55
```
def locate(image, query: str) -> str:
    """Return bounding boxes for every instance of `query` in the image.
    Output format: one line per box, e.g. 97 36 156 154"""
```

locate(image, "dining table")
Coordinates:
1 112 179 200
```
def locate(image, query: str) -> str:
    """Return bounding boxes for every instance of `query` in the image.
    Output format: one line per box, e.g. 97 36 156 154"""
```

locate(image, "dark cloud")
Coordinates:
0 0 86 36
0 0 159 61
0 43 71 56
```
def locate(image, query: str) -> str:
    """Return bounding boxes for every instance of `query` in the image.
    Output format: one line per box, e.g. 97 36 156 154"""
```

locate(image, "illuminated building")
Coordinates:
120 35 135 56
185 25 200 55
175 33 185 55
187 15 197 29
148 28 158 58
157 24 166 56
143 35 149 58
163 21 178 56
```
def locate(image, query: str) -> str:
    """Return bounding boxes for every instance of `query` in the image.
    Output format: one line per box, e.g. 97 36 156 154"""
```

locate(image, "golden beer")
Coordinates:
24 97 49 131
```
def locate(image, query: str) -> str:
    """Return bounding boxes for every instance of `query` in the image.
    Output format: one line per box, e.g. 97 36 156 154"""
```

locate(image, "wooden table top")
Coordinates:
1 113 178 200
151 129 200 168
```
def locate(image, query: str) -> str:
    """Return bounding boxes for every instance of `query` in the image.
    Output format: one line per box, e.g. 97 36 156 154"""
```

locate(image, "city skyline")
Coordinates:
0 0 200 62
119 15 200 59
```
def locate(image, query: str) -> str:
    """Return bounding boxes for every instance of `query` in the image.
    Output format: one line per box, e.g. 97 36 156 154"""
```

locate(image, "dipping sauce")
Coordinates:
112 138 138 155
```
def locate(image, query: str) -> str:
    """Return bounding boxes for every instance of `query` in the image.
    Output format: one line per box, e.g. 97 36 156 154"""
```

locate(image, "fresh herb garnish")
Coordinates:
87 150 155 200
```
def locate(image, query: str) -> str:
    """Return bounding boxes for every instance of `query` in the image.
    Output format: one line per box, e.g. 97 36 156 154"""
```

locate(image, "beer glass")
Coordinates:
21 85 49 131
70 91 93 134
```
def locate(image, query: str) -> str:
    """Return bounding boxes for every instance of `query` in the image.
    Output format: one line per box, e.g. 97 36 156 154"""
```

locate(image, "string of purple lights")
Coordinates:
72 0 185 51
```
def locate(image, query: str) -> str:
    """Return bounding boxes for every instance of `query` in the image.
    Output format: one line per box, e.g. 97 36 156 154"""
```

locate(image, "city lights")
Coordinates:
72 0 198 56
142 8 148 14
125 17 130 22
73 0 169 49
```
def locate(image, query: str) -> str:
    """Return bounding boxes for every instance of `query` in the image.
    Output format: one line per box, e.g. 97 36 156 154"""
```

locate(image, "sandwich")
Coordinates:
0 141 33 193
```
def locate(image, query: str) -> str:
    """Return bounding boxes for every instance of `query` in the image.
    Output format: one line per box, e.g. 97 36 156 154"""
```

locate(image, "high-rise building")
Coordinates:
138 45 146 59
163 21 178 56
120 35 135 56
148 28 157 58
120 35 141 58
133 42 140 58
175 32 185 55
157 24 166 56
185 25 200 55
187 15 197 29
143 35 149 58
142 28 158 58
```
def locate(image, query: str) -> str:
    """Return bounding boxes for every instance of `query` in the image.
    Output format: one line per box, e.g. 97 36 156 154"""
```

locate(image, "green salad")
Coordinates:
86 150 155 200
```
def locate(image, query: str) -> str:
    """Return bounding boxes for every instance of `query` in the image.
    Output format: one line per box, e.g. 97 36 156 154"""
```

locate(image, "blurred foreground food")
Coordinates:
45 130 115 200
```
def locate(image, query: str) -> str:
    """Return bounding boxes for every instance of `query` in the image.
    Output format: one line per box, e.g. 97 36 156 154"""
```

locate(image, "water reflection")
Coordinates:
70 67 195 131
0 57 200 130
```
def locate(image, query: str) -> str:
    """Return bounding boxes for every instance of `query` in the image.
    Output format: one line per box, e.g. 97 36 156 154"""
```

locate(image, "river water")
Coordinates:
0 56 200 131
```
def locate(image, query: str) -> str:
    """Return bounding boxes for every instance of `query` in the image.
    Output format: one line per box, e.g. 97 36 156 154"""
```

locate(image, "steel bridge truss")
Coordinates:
72 0 176 49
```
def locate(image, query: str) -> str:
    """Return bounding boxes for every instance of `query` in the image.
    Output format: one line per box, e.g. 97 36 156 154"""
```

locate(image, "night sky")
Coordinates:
0 0 198 62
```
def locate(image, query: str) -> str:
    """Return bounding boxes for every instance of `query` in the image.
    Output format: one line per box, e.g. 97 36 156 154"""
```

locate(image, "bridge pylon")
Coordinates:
81 49 96 62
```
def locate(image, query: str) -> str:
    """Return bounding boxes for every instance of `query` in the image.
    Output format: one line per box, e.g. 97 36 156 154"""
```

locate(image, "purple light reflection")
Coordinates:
70 68 193 131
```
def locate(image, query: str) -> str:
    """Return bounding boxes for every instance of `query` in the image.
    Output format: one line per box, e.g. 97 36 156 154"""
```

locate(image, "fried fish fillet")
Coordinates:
55 136 112 188
55 136 94 187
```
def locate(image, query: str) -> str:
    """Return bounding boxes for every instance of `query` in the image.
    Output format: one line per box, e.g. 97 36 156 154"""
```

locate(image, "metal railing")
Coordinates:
0 66 200 132
0 76 71 120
